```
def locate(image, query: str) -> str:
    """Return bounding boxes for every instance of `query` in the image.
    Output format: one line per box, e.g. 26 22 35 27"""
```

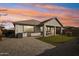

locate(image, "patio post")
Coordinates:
43 24 46 37
60 27 63 35
54 26 56 36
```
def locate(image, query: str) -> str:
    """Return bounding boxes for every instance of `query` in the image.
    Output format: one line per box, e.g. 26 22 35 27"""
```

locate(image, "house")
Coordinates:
14 17 63 37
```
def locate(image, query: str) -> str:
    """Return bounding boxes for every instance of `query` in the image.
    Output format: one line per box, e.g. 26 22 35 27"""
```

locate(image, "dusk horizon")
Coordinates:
0 3 79 27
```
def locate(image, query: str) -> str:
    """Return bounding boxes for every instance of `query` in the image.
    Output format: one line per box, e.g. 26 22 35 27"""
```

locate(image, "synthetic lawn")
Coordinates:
38 35 75 44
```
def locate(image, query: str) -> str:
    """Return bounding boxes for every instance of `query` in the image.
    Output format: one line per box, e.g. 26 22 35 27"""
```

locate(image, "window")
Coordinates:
24 26 34 32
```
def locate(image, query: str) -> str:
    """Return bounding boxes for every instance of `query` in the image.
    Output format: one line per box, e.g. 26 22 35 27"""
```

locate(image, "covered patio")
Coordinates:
40 17 63 37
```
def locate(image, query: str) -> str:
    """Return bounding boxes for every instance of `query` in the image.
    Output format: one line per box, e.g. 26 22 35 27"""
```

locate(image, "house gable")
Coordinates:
42 17 63 27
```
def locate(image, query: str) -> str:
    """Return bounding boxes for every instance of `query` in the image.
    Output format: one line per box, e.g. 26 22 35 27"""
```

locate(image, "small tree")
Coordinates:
0 27 2 41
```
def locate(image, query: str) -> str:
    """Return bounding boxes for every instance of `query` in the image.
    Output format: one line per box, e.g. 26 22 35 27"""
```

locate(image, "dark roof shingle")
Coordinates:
15 19 41 26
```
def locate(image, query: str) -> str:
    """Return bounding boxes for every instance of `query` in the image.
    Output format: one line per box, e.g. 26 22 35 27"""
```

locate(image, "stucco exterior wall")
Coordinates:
15 25 24 34
34 26 41 32
15 24 41 37
23 33 27 37
45 18 61 27
51 27 55 35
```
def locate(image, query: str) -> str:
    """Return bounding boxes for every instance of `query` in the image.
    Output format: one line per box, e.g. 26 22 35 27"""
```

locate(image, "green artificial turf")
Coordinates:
38 35 75 44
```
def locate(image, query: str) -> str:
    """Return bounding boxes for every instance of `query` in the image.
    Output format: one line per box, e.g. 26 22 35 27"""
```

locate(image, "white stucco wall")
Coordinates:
51 27 55 35
23 33 27 37
15 24 24 34
15 24 41 37
31 33 41 36
34 26 40 32
45 18 61 27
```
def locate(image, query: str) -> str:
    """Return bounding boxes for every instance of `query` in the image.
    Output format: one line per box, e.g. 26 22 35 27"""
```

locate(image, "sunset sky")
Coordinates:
0 3 79 27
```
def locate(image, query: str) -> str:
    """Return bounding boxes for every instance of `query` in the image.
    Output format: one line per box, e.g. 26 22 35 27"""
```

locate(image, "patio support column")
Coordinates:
43 24 46 37
60 27 63 35
54 26 56 36
50 27 52 35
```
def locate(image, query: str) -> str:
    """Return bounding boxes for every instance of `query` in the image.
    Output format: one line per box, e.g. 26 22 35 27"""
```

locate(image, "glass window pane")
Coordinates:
24 26 34 32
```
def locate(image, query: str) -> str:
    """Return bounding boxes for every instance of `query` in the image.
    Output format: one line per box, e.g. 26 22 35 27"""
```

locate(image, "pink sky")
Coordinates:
0 3 79 27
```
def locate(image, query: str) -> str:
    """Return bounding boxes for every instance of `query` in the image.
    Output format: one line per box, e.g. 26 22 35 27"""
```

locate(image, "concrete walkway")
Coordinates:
0 37 56 56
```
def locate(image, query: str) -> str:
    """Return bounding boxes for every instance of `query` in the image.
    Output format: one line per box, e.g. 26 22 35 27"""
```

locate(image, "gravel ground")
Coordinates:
0 37 55 56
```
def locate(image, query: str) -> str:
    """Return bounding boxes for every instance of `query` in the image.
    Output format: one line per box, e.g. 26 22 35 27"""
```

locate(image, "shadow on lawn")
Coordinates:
37 37 79 56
